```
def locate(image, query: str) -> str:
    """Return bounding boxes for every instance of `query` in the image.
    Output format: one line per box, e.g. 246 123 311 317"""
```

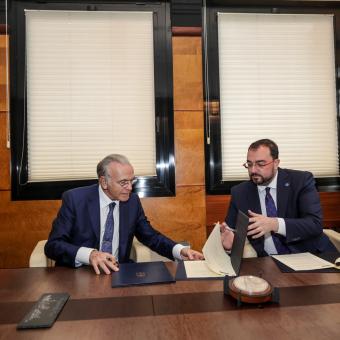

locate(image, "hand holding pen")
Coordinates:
219 221 235 251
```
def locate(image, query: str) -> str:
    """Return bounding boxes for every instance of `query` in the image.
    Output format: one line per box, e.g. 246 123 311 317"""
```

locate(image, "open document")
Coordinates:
183 210 249 278
184 223 235 278
272 252 340 271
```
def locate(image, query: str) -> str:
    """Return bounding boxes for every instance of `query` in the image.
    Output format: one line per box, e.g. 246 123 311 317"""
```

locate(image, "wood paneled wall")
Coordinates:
141 36 206 252
0 35 9 190
1 31 339 268
0 34 206 268
0 35 64 266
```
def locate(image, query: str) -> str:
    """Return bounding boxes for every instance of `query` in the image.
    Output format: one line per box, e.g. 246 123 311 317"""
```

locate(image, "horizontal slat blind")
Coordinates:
25 10 156 181
217 13 339 181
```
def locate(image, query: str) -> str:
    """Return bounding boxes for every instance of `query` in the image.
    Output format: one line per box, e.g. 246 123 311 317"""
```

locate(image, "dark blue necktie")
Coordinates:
101 202 116 254
265 187 290 255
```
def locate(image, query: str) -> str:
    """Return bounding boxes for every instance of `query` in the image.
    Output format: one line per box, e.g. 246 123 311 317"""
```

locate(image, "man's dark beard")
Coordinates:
250 173 274 186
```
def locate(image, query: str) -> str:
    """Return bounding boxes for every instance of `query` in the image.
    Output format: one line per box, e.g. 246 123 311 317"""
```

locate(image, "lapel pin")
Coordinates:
284 182 290 187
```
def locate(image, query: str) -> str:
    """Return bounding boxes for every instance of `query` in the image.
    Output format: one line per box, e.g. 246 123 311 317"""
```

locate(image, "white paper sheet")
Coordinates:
183 261 224 278
272 252 336 271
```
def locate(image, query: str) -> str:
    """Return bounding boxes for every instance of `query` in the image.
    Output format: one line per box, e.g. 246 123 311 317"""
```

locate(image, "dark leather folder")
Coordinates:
230 209 249 276
112 261 175 287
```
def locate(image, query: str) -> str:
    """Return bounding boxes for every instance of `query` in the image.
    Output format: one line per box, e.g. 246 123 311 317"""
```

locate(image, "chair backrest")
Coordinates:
129 238 170 262
242 238 258 258
29 240 55 267
29 235 260 267
323 229 340 251
29 238 169 267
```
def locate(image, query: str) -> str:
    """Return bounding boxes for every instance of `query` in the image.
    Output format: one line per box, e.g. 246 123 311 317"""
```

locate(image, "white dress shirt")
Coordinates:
257 171 287 255
75 186 185 266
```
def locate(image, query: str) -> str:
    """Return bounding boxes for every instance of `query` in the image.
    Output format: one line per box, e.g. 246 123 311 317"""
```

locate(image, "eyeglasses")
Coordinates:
117 177 138 188
243 160 275 169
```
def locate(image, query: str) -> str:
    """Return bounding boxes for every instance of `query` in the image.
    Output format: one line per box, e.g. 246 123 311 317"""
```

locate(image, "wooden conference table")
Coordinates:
0 257 340 340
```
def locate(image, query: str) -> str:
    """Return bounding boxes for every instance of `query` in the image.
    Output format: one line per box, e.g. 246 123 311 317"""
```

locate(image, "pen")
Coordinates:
224 225 234 232
217 222 234 233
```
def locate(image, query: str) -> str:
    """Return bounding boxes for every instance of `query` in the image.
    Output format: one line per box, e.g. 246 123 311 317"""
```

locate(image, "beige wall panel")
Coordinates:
0 35 10 190
175 126 205 187
173 37 203 111
0 85 7 112
0 191 61 268
175 111 204 186
175 110 203 130
141 186 206 252
0 35 9 112
0 112 10 190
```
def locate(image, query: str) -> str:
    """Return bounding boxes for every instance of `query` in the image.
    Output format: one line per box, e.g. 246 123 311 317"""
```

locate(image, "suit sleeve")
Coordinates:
44 191 81 267
133 197 176 260
284 171 323 243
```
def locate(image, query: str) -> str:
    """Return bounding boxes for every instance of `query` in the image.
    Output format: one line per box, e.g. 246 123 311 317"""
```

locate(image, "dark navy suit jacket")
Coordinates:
226 168 336 256
45 184 176 267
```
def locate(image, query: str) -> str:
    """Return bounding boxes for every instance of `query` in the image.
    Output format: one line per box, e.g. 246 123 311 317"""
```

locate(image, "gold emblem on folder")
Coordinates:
136 272 146 278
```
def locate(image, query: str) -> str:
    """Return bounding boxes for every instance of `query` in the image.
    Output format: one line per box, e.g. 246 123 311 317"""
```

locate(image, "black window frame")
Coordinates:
204 0 340 195
9 0 175 200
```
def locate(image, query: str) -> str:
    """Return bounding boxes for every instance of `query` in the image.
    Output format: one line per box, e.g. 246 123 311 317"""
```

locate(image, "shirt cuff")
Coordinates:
75 247 95 267
172 243 187 260
277 218 286 236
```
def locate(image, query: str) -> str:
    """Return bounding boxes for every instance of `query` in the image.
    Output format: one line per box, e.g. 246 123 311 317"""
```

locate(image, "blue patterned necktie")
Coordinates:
101 202 116 254
265 187 290 254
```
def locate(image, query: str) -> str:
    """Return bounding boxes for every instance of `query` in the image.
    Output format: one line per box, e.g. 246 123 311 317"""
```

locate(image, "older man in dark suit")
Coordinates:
45 154 203 274
221 139 336 256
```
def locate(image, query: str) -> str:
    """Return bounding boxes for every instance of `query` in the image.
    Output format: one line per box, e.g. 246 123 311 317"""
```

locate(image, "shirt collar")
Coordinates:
98 184 119 209
257 170 278 193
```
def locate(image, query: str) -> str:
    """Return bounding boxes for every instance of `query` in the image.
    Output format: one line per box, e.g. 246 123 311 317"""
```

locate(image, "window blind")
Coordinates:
25 10 156 181
217 13 339 181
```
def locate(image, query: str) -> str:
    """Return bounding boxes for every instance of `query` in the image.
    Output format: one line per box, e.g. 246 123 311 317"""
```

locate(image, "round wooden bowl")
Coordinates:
228 275 273 304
